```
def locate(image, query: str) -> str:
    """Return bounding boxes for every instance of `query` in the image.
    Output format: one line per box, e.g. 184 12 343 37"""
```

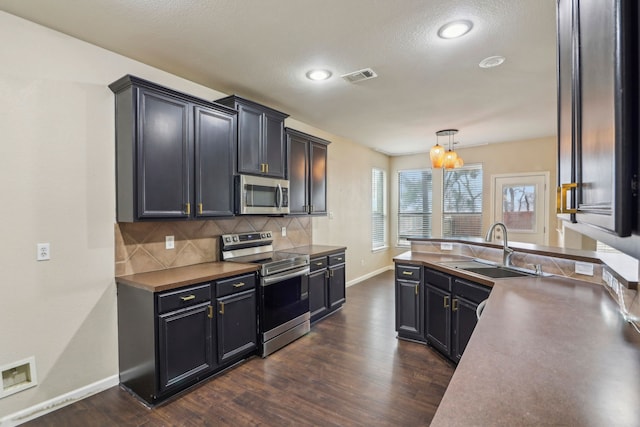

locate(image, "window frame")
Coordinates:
442 164 484 239
371 167 388 251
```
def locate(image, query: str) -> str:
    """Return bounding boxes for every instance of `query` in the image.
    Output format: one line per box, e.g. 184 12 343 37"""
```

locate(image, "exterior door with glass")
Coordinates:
491 173 548 245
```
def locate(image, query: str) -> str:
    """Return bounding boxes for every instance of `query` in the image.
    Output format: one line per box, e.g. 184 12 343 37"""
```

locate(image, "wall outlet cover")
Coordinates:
575 261 594 276
440 242 453 251
281 227 287 237
36 243 50 261
165 235 175 250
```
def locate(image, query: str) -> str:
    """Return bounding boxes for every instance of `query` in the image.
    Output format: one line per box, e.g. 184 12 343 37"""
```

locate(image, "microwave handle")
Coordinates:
276 183 283 208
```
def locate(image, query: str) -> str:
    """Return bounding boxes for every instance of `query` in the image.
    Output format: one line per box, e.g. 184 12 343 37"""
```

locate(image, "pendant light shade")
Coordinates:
431 129 463 169
430 144 445 168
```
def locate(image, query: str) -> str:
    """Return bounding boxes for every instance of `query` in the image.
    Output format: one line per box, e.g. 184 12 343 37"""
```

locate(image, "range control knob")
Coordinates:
224 237 231 243
261 233 266 238
267 232 272 238
232 236 238 242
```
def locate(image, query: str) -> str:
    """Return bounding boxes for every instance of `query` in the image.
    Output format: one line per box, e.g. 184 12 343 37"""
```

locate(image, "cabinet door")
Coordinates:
138 89 191 218
556 0 577 221
237 103 263 175
425 284 451 356
328 264 346 309
157 302 213 392
194 106 236 217
310 142 328 215
395 279 423 340
575 0 635 236
263 112 286 178
287 134 309 214
216 289 257 365
451 296 479 363
308 269 330 322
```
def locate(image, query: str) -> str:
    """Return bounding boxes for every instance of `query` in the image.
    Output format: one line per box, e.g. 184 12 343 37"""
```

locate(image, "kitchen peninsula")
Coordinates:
395 238 640 426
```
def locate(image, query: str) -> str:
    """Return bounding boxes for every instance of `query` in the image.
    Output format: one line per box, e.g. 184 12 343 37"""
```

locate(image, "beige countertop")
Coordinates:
393 252 640 425
115 262 260 292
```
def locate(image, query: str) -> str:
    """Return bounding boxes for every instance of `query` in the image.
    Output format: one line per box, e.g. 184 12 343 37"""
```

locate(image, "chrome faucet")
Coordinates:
485 222 514 267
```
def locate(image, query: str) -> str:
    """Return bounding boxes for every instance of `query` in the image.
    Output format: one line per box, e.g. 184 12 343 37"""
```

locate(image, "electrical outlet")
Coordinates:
575 262 594 276
165 235 175 250
37 243 50 261
440 242 453 251
329 211 334 220
281 227 287 237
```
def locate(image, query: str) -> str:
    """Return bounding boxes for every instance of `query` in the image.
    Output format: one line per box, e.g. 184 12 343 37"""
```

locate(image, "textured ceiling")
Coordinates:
0 0 557 155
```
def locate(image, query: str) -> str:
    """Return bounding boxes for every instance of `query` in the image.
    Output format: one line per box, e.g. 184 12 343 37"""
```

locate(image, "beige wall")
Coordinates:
390 136 558 255
286 120 394 282
0 11 393 418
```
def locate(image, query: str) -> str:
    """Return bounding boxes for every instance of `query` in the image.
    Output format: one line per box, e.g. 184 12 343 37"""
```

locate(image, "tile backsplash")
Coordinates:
115 216 311 276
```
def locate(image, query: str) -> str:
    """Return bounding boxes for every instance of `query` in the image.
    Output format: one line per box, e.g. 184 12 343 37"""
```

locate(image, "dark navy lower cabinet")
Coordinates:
395 264 425 342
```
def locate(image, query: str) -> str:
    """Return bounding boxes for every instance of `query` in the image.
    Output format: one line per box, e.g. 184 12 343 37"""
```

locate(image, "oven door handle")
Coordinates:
276 183 283 209
262 267 310 286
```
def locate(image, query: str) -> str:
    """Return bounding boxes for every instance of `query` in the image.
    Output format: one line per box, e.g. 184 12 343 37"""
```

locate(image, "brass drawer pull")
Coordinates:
180 295 196 302
336 257 343 261
198 203 203 214
402 271 413 276
219 302 225 315
452 299 458 312
233 282 246 288
415 284 418 295
186 202 191 215
444 296 450 308
315 262 324 266
207 305 213 319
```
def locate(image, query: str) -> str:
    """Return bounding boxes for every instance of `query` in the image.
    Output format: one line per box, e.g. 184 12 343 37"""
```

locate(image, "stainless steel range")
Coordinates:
221 231 310 357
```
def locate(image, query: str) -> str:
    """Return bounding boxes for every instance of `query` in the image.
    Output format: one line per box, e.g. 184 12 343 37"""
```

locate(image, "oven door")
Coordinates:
259 267 309 335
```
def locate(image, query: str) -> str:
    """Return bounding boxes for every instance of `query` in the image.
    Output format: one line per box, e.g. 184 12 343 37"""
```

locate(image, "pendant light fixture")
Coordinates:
431 129 463 169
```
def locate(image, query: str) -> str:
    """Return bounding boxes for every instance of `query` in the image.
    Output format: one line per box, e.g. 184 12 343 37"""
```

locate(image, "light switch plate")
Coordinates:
440 242 453 251
165 235 175 250
281 227 287 237
575 261 594 276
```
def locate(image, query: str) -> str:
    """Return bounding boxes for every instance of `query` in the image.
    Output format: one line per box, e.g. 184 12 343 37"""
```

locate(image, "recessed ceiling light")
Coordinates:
437 20 473 39
479 56 506 68
306 69 332 81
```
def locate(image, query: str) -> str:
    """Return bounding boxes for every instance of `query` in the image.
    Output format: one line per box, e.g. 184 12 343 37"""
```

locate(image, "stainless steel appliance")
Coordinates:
236 174 290 215
221 232 310 357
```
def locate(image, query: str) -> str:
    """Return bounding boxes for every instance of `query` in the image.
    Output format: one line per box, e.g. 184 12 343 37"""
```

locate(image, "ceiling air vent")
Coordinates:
341 68 378 83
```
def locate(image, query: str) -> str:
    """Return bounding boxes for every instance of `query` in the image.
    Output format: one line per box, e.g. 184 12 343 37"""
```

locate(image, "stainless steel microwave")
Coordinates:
236 174 290 215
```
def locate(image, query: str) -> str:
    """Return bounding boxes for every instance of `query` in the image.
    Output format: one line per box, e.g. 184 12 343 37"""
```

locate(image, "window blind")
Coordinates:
371 168 387 250
443 165 483 238
398 169 432 245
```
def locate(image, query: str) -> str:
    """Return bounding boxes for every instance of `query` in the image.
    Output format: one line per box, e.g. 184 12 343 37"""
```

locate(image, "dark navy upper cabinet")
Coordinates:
285 128 330 215
110 75 237 221
216 95 288 179
556 0 638 236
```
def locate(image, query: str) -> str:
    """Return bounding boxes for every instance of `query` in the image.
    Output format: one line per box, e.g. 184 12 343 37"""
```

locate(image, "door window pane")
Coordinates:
502 185 536 231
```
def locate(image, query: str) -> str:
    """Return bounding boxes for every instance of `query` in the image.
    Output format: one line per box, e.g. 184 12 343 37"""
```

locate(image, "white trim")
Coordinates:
347 265 394 287
0 375 119 427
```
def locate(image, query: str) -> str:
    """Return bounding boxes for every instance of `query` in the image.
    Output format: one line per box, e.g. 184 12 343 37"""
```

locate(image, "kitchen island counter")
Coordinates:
396 249 640 426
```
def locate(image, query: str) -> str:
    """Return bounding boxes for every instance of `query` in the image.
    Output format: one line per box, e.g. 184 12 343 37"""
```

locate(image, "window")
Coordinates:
371 168 387 250
443 165 483 238
398 169 432 245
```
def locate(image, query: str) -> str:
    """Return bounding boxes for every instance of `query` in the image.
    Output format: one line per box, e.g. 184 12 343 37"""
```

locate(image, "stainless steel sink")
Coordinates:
438 259 537 279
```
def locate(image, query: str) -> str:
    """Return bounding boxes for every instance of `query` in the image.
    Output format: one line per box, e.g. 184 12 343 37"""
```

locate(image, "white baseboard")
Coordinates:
346 264 394 287
0 375 119 427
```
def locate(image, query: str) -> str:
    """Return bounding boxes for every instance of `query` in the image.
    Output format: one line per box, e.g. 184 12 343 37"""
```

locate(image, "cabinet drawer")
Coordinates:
396 264 421 281
328 252 346 266
157 283 211 314
425 269 452 292
453 279 490 304
310 256 328 272
216 273 256 298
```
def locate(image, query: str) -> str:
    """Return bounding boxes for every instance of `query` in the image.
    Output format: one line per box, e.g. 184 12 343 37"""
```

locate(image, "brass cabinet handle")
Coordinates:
402 271 413 276
336 257 343 261
207 305 213 319
330 269 334 277
325 270 330 279
198 203 203 214
219 302 225 315
415 284 418 295
557 183 577 214
444 296 450 308
310 205 314 213
452 299 458 312
180 295 196 302
186 202 191 215
260 163 265 173
233 282 246 288
315 262 324 266
265 163 269 173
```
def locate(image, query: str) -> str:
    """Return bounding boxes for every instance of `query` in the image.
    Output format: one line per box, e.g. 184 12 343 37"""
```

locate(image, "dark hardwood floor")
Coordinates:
25 270 454 426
